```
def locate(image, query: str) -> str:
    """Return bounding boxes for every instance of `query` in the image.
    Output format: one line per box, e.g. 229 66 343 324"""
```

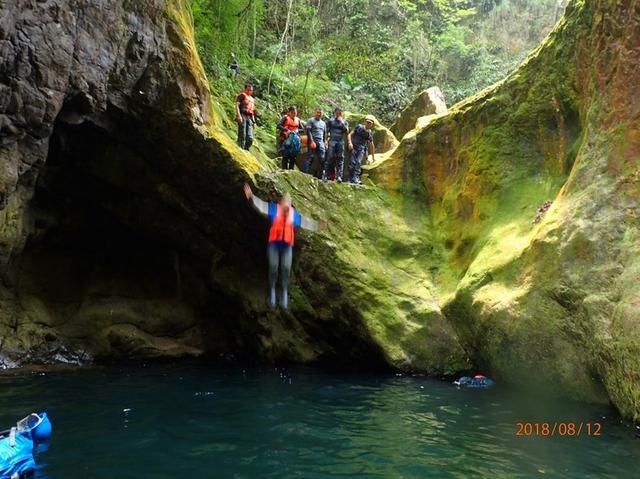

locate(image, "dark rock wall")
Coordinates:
0 0 394 368
0 0 215 362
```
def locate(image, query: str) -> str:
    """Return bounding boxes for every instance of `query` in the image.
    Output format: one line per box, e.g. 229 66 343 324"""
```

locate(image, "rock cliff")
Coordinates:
371 0 639 420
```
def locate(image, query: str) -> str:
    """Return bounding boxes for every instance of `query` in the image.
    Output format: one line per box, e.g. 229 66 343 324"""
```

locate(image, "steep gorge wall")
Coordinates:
0 0 466 373
371 0 639 419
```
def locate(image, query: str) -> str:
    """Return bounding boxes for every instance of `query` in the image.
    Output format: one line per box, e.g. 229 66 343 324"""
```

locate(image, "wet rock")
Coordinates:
390 87 448 140
0 0 217 365
0 353 18 370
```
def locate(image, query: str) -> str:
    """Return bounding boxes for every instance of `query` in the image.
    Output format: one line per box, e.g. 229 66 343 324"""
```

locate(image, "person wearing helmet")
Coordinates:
244 184 327 309
347 115 376 184
304 108 327 177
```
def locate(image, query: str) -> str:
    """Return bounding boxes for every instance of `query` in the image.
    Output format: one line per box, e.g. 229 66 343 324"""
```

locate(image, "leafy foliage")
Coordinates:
191 0 567 127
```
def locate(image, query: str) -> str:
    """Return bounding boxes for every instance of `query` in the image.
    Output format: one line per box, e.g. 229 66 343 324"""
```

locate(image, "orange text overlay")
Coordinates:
515 422 602 437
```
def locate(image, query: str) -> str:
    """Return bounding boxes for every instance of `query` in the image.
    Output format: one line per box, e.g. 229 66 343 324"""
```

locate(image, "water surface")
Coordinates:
1 364 637 478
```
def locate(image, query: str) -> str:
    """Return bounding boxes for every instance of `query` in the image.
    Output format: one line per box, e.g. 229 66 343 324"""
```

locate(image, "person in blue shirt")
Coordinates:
244 184 326 309
304 108 328 177
324 107 349 182
348 115 376 184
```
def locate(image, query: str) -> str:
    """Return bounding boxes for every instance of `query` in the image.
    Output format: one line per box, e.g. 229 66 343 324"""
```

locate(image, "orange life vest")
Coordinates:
268 205 296 245
282 116 300 131
239 92 255 115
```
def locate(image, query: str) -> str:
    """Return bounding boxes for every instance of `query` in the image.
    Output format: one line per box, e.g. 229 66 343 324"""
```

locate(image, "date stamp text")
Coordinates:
515 422 602 437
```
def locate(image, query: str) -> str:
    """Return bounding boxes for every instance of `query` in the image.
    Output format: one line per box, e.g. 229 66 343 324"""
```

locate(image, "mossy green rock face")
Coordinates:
390 87 448 140
249 172 468 373
371 0 640 420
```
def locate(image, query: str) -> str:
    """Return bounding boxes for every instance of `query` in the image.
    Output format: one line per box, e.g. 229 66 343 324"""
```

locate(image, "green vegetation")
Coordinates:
191 0 567 133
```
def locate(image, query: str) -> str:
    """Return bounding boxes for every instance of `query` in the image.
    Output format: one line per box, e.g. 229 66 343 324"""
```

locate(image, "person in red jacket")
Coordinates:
277 106 305 170
244 183 326 309
235 83 255 151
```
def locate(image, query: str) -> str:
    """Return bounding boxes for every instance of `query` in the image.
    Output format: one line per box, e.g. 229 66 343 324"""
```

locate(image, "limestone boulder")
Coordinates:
390 87 448 140
344 112 399 154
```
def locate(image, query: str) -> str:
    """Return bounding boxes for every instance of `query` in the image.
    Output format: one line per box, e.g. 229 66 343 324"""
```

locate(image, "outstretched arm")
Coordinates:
298 213 327 232
244 183 269 216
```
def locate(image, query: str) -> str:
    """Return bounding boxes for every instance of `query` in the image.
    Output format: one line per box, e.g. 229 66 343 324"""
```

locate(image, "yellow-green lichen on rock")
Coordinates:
370 0 640 419
251 171 469 373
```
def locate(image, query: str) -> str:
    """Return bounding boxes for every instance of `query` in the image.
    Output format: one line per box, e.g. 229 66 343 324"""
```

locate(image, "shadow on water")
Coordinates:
0 363 638 478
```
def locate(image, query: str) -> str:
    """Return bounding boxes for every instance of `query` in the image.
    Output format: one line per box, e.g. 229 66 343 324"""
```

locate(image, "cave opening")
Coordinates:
12 102 244 362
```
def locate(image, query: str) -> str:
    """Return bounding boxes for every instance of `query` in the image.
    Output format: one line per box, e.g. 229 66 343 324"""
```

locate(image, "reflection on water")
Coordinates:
0 364 637 478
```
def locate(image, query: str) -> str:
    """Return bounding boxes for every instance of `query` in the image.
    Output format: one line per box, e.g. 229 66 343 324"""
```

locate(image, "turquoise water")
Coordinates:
1 364 638 478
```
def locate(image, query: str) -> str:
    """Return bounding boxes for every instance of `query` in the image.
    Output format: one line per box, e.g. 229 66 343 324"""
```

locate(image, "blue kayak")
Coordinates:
454 375 495 389
0 413 52 479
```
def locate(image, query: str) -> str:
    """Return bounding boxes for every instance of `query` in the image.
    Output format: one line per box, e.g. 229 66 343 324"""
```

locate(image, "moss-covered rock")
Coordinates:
252 171 469 372
371 0 640 419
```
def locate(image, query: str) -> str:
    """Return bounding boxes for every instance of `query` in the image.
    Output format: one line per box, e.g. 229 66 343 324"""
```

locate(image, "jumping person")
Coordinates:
348 115 376 184
235 83 255 151
277 106 305 170
244 184 327 309
304 108 327 178
324 107 349 182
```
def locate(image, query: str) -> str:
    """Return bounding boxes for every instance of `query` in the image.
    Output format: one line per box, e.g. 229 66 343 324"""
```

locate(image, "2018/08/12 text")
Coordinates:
515 423 602 437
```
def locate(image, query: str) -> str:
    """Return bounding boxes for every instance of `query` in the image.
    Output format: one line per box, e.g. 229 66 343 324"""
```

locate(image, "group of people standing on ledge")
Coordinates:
235 83 376 185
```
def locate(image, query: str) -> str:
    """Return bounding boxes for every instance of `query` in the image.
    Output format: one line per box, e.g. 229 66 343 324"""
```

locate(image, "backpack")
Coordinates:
282 131 301 156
